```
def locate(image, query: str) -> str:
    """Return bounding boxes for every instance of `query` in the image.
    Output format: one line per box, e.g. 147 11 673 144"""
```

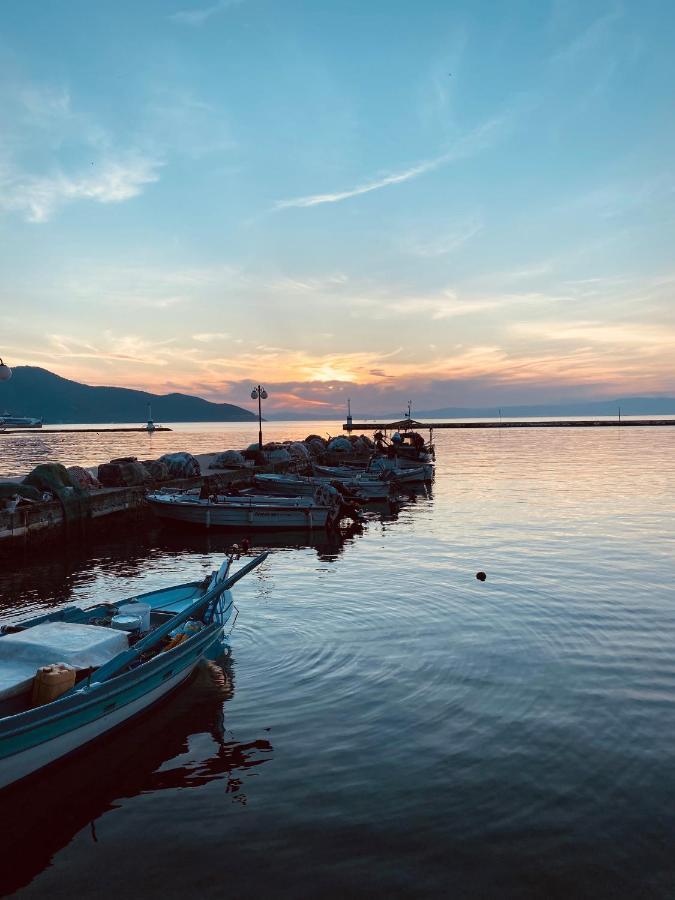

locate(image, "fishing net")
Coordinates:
98 458 149 487
23 463 91 523
327 437 352 453
0 482 41 501
66 466 102 490
159 452 201 478
142 459 171 481
210 450 246 469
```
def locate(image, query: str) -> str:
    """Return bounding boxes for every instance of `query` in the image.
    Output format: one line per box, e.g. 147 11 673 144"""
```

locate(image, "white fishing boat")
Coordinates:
314 461 432 484
147 490 344 530
368 457 434 481
0 414 42 429
254 473 393 501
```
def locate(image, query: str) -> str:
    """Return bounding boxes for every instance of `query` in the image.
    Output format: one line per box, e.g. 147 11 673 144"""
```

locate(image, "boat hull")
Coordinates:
148 495 332 529
255 474 391 501
0 622 224 791
0 417 42 428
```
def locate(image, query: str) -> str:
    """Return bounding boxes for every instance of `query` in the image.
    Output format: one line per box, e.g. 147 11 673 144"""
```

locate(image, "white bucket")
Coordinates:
111 614 142 633
118 600 151 631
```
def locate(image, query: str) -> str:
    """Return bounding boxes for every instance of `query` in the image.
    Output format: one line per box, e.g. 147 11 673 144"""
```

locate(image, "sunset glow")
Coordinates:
1 1 674 415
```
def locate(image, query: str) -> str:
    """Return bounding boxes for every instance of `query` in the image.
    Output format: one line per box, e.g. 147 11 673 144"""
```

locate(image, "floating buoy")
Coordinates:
476 571 487 582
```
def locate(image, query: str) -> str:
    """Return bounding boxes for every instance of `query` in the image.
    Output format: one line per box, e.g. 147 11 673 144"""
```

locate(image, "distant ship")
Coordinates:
0 414 43 428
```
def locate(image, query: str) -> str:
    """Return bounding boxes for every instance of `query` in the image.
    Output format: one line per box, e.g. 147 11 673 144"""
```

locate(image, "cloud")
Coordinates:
405 217 483 258
514 320 675 350
551 8 623 68
0 155 162 223
275 114 509 209
0 78 163 223
169 0 243 26
192 332 231 342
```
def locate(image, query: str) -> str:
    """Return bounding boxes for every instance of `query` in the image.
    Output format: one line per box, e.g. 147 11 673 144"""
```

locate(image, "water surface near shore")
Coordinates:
1 423 675 898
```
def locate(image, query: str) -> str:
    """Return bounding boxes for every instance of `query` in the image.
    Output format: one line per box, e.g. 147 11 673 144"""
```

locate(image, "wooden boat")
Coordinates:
0 553 267 791
314 461 432 484
147 490 342 530
254 472 393 501
367 457 434 481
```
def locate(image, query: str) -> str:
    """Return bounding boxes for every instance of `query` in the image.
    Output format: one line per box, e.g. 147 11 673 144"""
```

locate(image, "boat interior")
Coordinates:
0 581 209 719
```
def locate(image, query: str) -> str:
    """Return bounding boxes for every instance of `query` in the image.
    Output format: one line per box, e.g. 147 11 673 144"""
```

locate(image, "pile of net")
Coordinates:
210 450 246 469
159 452 201 478
23 463 91 523
0 482 42 502
142 459 171 481
327 436 352 453
304 436 327 458
288 442 310 461
66 466 102 490
348 436 370 453
261 443 291 464
98 457 150 487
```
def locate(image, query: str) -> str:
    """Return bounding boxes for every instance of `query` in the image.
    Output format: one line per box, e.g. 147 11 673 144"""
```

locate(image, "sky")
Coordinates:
1 0 674 416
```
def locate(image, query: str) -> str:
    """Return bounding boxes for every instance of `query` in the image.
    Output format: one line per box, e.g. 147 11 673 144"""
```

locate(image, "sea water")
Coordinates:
1 422 674 898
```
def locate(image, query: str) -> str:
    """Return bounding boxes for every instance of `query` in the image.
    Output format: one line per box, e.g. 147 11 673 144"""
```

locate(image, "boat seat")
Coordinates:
0 622 129 701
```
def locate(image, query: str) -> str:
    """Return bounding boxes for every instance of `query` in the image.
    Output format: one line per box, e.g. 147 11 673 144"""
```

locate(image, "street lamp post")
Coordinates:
250 385 268 448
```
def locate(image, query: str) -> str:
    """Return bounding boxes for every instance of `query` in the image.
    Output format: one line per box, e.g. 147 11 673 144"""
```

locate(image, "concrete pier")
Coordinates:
344 418 675 431
0 426 172 434
0 454 269 556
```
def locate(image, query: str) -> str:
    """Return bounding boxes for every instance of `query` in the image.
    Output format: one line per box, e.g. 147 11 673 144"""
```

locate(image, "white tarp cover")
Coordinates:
0 622 129 700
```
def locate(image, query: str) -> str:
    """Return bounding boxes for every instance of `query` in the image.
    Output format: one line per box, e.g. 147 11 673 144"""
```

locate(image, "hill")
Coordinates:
413 397 675 419
0 367 257 424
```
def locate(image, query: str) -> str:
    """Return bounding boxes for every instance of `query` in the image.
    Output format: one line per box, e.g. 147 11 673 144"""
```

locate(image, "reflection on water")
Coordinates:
0 655 273 897
2 424 675 897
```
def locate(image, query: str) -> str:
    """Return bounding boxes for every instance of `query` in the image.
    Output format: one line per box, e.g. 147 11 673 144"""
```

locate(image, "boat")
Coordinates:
147 489 348 530
254 472 394 502
0 552 267 791
367 457 434 481
0 414 42 429
314 461 432 483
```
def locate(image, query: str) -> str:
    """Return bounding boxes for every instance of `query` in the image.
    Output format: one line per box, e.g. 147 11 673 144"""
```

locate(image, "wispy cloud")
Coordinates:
275 115 509 210
0 155 162 223
192 332 231 342
405 217 483 258
169 0 243 26
551 8 623 68
0 76 163 222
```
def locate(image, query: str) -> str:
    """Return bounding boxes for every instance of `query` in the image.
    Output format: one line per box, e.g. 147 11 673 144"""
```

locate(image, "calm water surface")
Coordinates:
1 422 674 898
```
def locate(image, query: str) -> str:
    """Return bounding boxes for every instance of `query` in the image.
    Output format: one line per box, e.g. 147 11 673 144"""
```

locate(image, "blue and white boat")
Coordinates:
0 553 267 791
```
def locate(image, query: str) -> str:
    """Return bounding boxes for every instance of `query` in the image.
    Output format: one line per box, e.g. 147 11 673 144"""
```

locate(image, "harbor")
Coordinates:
1 420 674 897
3 0 675 889
0 427 432 553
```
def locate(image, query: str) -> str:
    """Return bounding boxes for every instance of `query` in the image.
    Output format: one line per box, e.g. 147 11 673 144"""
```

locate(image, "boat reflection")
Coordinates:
0 653 273 896
0 519 365 617
155 521 365 562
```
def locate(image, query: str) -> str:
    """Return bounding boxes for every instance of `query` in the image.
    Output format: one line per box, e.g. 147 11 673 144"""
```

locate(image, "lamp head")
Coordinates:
0 359 12 382
251 389 259 400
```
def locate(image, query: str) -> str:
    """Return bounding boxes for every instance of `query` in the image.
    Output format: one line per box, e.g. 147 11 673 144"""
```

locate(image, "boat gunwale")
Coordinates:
0 613 227 740
147 493 332 511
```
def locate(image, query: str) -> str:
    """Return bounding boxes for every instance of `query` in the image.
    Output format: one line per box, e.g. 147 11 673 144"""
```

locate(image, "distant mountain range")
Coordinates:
1 367 257 424
411 397 675 419
267 395 675 421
